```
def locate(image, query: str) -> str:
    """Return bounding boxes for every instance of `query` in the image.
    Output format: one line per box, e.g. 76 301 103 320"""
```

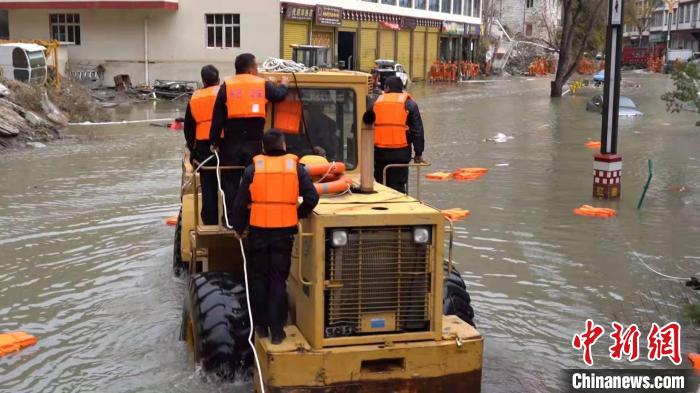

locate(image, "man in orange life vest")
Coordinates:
209 53 290 226
183 64 222 225
231 130 319 344
367 76 425 193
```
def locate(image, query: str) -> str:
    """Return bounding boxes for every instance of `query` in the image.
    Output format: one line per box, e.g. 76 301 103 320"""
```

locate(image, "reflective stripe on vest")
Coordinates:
274 90 302 134
225 74 267 119
250 154 299 228
190 85 221 141
374 92 410 149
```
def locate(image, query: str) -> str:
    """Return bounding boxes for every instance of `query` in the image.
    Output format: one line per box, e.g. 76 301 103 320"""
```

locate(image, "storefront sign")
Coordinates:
401 17 417 30
464 24 481 36
380 21 401 31
650 32 666 43
285 5 314 21
315 5 342 26
442 21 464 35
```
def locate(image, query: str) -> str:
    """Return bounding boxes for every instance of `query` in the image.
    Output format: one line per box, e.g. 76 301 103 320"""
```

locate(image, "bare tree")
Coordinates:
533 0 563 50
551 0 606 97
625 0 660 47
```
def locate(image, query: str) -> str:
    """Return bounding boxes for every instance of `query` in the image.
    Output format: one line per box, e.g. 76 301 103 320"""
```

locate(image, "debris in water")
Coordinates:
486 133 514 143
495 163 510 167
26 142 46 148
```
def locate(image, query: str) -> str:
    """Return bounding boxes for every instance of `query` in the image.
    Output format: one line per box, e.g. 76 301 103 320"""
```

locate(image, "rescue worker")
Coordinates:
366 76 425 193
231 129 319 344
209 53 289 226
183 64 222 225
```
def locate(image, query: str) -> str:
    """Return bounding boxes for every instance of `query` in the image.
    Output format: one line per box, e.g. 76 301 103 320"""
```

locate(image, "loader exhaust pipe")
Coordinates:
360 108 376 193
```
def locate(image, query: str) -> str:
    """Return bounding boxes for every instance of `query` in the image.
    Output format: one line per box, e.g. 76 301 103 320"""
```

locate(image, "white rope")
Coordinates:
239 238 266 393
260 57 316 73
625 243 687 281
314 162 337 184
69 118 175 126
180 154 215 191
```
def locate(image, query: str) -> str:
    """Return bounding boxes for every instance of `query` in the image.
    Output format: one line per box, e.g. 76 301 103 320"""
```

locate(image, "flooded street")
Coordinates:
1 73 699 392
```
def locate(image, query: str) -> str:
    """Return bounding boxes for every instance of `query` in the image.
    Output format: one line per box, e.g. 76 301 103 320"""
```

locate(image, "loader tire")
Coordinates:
180 272 252 380
443 260 475 327
172 209 186 277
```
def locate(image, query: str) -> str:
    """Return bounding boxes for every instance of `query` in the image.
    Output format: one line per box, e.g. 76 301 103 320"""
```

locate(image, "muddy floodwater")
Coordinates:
1 73 699 392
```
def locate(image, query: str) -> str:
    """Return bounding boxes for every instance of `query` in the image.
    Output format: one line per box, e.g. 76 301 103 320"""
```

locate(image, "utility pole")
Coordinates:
593 0 624 199
665 0 677 62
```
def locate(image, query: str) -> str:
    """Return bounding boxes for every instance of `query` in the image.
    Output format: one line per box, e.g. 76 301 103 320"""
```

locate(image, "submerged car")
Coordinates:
593 70 605 86
586 94 643 117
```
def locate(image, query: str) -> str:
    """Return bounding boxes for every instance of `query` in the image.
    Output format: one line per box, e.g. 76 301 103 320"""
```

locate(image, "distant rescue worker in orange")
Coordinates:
209 53 290 226
183 64 222 225
231 130 319 344
366 76 426 193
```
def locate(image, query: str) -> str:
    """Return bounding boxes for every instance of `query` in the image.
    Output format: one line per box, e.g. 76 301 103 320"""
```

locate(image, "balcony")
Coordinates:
0 0 178 10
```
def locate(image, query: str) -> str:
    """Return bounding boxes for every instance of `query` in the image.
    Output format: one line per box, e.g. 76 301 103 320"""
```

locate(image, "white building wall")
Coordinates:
496 0 561 41
7 0 280 85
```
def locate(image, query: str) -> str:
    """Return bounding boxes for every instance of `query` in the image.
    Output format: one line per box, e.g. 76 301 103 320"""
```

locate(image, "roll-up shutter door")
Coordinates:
360 27 377 72
283 22 309 60
426 31 439 67
379 29 395 60
412 30 426 80
397 30 411 73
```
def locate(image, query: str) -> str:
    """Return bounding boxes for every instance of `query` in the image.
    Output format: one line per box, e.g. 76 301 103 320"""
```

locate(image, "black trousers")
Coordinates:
374 147 412 194
247 233 295 334
219 140 261 226
193 147 218 225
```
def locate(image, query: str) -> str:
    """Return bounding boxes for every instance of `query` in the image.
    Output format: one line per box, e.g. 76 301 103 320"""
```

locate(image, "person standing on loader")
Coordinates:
231 130 319 344
367 76 425 193
209 53 290 226
183 64 222 225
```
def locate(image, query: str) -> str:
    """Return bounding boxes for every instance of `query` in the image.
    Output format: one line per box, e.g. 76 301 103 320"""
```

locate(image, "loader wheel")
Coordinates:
179 272 253 380
172 209 186 277
443 261 475 327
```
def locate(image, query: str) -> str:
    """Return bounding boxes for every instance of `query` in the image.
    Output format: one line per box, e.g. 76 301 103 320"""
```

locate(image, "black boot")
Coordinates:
270 328 286 345
255 326 269 339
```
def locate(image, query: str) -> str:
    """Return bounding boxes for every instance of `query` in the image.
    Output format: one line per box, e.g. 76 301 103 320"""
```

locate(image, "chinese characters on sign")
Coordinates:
315 5 342 27
572 320 681 366
285 6 314 21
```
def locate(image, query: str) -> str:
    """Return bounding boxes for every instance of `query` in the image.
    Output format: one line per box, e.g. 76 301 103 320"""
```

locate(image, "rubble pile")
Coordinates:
504 44 555 76
0 77 107 149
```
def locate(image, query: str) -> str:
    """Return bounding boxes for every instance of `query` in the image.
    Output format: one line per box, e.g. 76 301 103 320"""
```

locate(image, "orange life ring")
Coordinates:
315 176 352 195
305 162 347 177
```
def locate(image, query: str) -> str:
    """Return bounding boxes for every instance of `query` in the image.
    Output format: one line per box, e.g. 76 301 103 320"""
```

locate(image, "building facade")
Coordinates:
625 0 700 52
494 0 561 42
0 0 281 84
279 0 483 81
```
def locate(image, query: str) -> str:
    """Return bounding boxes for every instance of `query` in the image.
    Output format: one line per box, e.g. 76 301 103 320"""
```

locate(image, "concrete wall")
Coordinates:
7 0 280 85
496 0 561 42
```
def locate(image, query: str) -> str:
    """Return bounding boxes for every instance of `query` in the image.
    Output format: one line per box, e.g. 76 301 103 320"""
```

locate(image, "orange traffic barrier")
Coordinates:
165 215 178 226
688 353 700 371
305 162 347 177
453 167 488 181
585 140 602 149
442 208 471 221
315 176 352 195
0 332 37 357
573 205 617 218
425 172 453 181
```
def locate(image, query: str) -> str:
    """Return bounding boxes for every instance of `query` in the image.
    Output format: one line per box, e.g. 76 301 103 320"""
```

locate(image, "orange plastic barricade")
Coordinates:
0 332 37 357
585 140 602 149
453 167 488 181
425 172 453 181
442 208 471 221
573 205 617 218
165 215 178 226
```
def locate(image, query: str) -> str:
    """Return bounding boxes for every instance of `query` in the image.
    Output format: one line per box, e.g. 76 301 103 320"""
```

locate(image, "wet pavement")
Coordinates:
1 73 699 392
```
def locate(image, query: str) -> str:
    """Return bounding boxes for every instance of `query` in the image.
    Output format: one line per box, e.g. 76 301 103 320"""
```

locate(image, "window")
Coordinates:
382 0 397 4
429 0 440 11
686 4 691 23
452 0 462 14
276 89 358 170
526 0 534 8
205 14 240 49
474 0 480 17
49 14 80 45
399 0 412 7
464 0 472 15
525 23 533 36
415 0 426 9
441 0 451 13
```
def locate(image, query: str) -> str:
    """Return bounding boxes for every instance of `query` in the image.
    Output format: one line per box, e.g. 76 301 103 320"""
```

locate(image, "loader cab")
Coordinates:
0 43 48 85
291 45 332 68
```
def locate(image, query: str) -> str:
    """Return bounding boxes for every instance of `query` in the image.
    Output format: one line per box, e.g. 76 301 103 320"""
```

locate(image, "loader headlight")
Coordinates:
413 227 431 244
331 230 348 247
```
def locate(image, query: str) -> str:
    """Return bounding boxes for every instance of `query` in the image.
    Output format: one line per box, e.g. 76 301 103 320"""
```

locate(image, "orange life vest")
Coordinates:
250 154 299 228
224 74 267 119
274 91 302 134
190 85 221 141
374 92 410 149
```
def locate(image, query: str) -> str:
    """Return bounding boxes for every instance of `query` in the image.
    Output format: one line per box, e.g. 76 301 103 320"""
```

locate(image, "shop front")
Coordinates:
280 3 341 66
440 21 465 62
462 23 480 62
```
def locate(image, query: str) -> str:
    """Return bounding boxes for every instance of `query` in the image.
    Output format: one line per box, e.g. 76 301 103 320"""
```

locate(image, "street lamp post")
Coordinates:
665 0 677 63
593 0 625 199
